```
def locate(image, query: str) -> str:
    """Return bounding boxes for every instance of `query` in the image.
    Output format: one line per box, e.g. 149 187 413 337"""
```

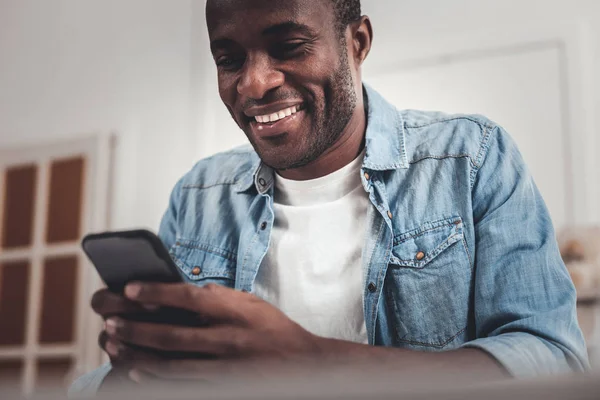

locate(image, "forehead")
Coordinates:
206 0 335 41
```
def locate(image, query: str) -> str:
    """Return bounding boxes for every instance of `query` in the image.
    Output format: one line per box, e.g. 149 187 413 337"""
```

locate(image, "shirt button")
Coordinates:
260 222 268 230
364 172 370 180
368 282 377 293
191 266 202 276
416 252 426 261
258 178 267 187
387 211 393 219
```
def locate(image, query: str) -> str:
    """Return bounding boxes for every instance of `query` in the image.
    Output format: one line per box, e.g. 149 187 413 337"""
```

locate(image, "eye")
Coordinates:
272 40 308 59
216 56 245 71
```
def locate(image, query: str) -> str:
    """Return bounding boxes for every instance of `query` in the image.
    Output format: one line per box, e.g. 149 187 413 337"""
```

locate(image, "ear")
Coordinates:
350 16 373 67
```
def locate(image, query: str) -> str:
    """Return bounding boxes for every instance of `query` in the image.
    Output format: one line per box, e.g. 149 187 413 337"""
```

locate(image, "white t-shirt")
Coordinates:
253 151 369 344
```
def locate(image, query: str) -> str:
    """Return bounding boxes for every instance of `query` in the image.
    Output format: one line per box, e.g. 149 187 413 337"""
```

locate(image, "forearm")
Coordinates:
315 337 509 382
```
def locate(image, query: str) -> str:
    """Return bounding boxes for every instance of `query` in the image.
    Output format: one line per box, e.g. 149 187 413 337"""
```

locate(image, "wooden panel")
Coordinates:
46 157 85 244
0 360 23 393
35 358 72 392
39 257 78 344
0 261 30 346
2 165 37 249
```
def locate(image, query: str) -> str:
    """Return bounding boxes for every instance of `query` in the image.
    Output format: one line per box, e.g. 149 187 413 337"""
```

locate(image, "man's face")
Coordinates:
206 0 359 171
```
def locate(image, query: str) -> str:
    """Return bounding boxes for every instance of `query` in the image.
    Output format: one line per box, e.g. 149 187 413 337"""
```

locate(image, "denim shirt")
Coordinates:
70 85 589 396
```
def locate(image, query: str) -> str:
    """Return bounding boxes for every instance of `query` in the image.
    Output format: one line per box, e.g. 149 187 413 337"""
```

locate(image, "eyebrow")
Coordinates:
210 21 316 53
261 21 316 37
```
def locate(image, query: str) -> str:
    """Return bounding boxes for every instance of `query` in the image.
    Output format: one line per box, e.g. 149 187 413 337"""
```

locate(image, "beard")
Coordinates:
278 48 358 171
242 44 359 172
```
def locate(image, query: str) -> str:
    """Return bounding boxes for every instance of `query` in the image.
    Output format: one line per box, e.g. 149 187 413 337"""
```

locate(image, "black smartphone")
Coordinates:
82 229 183 294
82 229 205 328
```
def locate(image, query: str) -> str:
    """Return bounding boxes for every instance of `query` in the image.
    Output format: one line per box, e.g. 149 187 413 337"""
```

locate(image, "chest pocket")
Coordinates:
170 239 236 288
385 217 472 350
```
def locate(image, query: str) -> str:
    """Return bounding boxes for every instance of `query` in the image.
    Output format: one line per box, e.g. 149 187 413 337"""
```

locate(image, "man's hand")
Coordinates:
100 283 324 383
91 288 157 357
90 288 164 387
93 282 508 387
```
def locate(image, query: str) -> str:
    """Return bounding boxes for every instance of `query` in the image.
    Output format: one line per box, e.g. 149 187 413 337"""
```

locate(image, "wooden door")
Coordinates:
0 136 112 396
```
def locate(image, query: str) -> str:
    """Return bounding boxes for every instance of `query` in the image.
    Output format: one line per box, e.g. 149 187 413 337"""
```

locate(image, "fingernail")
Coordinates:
129 369 142 384
125 283 142 299
105 318 120 335
105 341 119 357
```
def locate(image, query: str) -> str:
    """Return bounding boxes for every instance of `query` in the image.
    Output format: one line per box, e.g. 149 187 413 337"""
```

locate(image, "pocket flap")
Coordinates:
170 239 236 282
390 217 464 269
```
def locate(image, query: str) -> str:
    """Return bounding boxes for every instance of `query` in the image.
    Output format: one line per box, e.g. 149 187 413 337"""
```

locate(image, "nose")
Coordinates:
237 54 284 99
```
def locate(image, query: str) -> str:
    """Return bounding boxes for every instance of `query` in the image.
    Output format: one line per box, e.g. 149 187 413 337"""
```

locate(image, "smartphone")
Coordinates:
82 229 205 328
82 229 183 294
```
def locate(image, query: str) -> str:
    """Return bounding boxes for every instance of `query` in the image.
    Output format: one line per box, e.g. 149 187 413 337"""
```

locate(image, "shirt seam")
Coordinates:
173 240 238 262
404 115 494 130
183 182 238 190
470 123 495 188
393 216 461 244
409 154 473 166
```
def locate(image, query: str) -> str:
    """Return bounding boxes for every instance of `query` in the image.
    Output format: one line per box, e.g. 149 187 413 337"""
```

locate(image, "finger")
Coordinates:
98 331 122 364
108 342 161 363
91 288 148 318
105 317 247 357
98 330 109 350
124 283 250 322
128 368 162 385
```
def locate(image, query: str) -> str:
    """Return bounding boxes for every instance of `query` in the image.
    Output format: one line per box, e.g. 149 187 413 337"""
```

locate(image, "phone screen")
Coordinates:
82 232 183 293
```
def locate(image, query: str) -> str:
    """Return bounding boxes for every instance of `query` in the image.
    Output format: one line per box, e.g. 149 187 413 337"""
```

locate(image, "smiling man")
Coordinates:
71 0 588 395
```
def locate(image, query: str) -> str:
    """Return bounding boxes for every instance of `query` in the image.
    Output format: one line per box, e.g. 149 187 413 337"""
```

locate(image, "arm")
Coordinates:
458 124 589 377
294 124 589 380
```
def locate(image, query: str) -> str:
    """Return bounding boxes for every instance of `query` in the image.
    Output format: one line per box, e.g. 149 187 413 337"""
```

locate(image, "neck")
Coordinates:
277 98 367 181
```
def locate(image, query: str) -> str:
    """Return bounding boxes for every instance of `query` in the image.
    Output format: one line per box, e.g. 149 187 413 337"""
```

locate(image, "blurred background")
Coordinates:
0 0 599 397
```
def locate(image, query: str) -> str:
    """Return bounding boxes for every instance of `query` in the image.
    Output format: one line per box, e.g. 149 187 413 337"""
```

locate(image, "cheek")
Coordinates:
217 75 238 106
217 81 242 126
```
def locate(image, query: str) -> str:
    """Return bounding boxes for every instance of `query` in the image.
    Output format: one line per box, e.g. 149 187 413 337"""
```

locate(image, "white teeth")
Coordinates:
255 105 301 123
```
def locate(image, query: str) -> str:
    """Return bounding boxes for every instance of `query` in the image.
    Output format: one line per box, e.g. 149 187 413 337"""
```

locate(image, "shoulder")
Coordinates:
176 144 259 191
400 109 504 168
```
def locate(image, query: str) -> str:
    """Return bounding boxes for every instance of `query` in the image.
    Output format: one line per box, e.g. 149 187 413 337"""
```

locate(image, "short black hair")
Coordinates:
331 0 361 37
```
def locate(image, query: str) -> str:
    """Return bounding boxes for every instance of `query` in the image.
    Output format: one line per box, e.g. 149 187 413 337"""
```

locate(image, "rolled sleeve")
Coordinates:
465 124 590 377
463 333 587 378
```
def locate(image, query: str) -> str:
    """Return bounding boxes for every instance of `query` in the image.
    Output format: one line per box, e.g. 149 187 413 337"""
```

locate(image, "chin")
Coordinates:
254 148 304 171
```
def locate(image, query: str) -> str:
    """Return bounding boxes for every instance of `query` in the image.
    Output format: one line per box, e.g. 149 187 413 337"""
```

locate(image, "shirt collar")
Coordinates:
235 83 409 194
362 83 409 171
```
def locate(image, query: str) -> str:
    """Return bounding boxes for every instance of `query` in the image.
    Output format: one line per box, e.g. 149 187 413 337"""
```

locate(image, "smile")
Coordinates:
254 105 304 124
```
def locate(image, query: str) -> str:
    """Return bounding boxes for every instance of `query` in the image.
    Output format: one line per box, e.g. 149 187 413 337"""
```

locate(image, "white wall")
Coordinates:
0 0 196 231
